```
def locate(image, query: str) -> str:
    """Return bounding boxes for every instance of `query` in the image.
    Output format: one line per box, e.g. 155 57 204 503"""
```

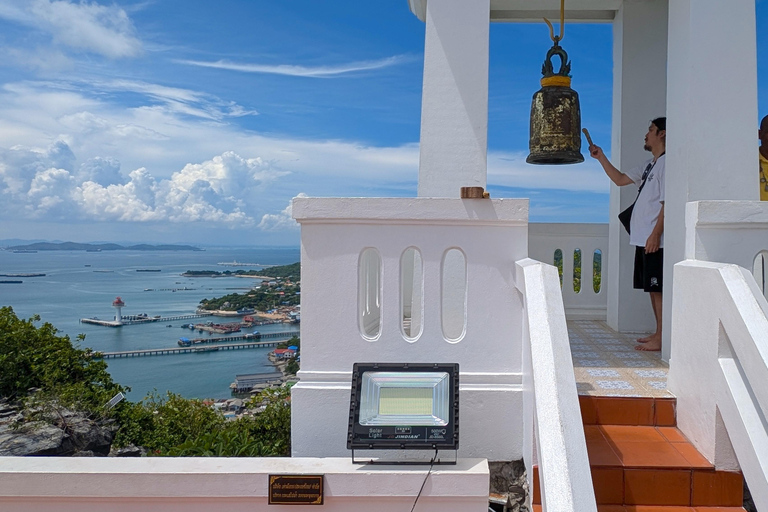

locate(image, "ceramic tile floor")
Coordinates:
569 319 673 398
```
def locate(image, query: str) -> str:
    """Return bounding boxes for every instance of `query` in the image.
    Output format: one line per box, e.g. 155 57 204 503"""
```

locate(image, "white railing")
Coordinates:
669 261 768 511
529 223 608 319
517 258 597 512
0 457 489 511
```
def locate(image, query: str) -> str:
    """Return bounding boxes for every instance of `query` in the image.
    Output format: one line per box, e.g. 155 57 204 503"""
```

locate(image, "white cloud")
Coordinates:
0 0 143 59
176 55 409 78
0 141 288 225
258 193 306 232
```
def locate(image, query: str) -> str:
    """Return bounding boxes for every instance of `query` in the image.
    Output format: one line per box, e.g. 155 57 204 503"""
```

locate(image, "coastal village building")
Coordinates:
1 1 766 511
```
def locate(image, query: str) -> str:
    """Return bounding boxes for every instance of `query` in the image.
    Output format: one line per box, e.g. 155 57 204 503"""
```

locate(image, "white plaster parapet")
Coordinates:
685 201 768 269
0 457 489 511
292 197 528 226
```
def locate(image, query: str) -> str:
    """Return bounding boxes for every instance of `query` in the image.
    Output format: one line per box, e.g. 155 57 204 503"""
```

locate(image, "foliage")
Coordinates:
277 336 300 350
0 306 125 414
552 250 602 293
113 387 292 457
199 283 300 312
183 262 300 280
112 391 225 452
257 262 300 280
284 358 299 376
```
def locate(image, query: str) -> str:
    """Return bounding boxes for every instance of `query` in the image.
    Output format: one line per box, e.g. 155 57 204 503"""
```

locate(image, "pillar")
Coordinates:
663 0 758 360
607 0 668 334
417 0 490 197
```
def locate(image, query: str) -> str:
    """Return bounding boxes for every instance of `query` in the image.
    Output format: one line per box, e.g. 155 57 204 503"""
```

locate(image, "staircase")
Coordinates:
532 396 746 511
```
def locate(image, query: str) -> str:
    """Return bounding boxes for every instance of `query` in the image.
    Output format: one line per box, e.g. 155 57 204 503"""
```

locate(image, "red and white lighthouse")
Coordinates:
112 296 125 324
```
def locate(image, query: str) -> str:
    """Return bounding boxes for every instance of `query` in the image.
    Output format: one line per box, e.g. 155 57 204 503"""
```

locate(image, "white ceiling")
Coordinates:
408 0 622 23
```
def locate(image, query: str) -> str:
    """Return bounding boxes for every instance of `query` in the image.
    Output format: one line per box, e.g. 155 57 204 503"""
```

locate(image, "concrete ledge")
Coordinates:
0 457 489 512
292 197 529 225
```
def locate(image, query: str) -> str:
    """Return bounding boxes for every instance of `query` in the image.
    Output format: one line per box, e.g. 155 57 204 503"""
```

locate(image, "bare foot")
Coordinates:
636 335 653 343
636 338 661 351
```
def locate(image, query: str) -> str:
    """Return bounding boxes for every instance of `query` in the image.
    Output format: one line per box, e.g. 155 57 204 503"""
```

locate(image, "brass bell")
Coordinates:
527 42 584 164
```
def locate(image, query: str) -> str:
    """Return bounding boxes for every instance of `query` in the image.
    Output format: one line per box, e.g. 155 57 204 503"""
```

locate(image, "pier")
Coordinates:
80 313 214 327
95 339 294 359
188 331 298 344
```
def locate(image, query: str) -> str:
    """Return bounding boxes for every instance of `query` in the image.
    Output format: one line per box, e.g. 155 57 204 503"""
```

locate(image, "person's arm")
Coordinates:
645 202 664 253
589 144 635 187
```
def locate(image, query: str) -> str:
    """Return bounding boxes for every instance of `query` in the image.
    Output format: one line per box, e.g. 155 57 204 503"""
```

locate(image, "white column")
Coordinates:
607 0 668 334
417 0 490 197
664 0 758 360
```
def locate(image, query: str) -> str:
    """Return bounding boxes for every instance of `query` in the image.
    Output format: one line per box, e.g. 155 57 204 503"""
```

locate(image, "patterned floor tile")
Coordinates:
567 320 672 398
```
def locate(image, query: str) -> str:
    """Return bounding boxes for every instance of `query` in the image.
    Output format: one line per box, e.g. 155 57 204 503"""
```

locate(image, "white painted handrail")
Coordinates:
517 258 597 512
670 260 768 510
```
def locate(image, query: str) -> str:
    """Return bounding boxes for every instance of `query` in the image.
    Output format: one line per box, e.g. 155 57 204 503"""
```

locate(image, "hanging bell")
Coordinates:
527 43 584 165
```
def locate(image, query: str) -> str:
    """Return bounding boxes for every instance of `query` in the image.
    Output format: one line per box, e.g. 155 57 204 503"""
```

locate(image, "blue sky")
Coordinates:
0 1 765 247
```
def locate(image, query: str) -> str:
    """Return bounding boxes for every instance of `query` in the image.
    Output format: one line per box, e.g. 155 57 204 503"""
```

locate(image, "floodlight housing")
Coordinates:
347 363 459 450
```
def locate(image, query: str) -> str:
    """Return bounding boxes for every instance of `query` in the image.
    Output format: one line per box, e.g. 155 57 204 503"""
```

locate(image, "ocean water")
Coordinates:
0 247 300 400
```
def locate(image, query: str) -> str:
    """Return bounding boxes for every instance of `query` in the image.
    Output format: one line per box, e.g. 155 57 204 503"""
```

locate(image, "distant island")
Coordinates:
6 242 203 252
183 262 300 279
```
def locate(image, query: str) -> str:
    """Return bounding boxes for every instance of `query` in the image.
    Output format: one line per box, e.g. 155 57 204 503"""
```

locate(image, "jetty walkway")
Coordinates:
188 331 298 344
80 313 214 327
96 337 297 359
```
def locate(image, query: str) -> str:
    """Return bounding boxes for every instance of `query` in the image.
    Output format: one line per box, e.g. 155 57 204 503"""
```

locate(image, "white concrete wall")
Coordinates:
608 0 668 335
292 197 528 461
670 201 768 507
0 457 490 512
663 0 759 360
685 201 768 286
668 261 768 510
418 0 490 197
528 223 608 319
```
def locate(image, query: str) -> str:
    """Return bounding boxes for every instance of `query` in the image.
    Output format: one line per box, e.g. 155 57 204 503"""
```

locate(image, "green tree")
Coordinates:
0 307 124 414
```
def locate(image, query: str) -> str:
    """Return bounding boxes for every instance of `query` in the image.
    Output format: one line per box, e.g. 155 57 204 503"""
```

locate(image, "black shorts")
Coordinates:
634 246 663 292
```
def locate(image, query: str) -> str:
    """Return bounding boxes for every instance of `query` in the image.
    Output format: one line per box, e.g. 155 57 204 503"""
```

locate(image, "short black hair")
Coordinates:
651 117 666 132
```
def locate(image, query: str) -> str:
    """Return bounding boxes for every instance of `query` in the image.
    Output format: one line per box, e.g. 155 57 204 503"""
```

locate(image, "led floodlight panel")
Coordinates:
347 363 459 450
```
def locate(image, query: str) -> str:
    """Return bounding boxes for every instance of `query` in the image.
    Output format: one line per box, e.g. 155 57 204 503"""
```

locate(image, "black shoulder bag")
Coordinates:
618 159 657 234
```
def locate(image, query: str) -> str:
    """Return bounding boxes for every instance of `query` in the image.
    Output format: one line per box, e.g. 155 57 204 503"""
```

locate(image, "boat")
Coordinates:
178 338 192 347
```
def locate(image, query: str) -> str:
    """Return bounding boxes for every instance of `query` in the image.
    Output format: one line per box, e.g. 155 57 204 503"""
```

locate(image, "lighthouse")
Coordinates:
112 296 125 324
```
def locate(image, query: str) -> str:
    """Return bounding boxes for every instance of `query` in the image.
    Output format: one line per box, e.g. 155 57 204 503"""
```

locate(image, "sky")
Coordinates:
0 1 765 247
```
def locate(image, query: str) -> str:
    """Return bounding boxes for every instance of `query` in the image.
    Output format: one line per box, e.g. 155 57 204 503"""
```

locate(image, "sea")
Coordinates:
0 247 301 401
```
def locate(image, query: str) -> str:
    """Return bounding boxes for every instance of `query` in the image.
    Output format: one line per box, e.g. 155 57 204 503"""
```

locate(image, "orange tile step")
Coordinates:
531 397 744 509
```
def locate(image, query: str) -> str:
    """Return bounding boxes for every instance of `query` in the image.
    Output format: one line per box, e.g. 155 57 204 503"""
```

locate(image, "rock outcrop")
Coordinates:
0 400 115 456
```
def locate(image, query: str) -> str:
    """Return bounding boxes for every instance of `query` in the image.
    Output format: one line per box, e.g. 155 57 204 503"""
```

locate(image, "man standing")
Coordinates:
760 115 768 201
589 118 666 351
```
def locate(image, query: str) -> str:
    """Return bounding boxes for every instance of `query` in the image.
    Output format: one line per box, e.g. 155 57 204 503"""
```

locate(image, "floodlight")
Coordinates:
347 363 459 454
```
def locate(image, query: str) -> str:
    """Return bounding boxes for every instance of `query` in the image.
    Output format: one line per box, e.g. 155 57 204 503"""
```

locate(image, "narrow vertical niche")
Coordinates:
554 249 563 287
400 247 424 341
593 249 602 293
573 249 582 293
441 248 467 342
358 248 382 340
753 250 768 299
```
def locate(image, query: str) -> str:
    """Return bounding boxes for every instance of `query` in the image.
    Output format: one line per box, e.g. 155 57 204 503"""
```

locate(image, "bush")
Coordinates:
0 307 125 415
